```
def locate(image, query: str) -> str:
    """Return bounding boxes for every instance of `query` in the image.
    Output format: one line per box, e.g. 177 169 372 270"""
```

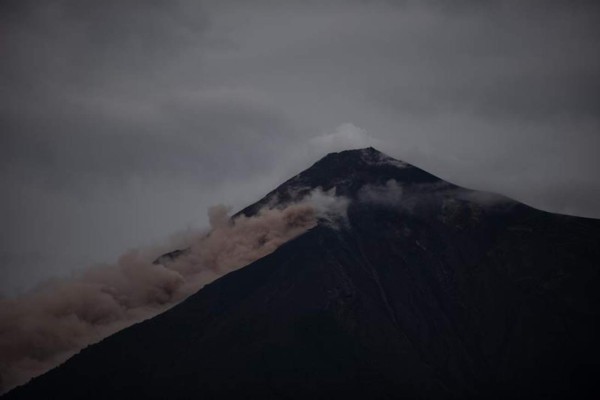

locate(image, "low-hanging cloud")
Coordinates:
358 179 514 212
0 188 348 394
358 179 405 206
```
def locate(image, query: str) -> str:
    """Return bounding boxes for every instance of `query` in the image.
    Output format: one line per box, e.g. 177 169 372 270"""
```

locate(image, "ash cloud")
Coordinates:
0 189 348 393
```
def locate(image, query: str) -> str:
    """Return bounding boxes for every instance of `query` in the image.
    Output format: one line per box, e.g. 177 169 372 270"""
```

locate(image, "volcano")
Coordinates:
4 148 600 399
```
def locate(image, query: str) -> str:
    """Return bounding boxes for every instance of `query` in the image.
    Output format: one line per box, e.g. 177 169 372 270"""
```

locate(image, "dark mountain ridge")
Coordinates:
5 148 600 399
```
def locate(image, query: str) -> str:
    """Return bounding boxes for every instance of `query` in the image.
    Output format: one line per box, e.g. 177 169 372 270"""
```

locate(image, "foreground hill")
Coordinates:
5 148 600 399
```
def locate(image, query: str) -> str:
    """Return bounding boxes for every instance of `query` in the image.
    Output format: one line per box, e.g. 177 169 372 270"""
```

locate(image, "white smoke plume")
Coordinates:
0 189 348 393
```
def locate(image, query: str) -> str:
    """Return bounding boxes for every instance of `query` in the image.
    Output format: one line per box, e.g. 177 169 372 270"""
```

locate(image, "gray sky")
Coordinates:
1 0 599 295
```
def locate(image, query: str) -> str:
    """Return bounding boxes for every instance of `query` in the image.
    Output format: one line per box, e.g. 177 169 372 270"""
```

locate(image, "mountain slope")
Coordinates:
5 148 600 399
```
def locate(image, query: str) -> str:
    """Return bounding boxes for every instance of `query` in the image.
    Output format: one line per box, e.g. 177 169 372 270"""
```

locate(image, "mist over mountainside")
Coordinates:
4 148 600 399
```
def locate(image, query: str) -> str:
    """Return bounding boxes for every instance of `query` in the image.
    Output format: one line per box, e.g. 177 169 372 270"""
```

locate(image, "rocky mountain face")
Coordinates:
5 148 600 399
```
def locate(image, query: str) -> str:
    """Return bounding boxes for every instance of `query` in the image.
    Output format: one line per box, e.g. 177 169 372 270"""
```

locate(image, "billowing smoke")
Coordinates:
0 189 348 393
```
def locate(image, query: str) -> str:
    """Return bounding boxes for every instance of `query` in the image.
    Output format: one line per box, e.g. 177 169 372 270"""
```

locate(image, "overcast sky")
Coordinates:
1 0 599 295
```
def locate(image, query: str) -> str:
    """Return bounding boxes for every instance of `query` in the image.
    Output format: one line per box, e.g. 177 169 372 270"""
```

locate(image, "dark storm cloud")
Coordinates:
0 0 207 87
371 2 600 124
0 0 297 188
0 93 292 188
1 0 599 295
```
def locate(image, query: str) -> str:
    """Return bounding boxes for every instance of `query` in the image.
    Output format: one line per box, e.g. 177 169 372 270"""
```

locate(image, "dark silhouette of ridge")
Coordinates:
5 148 600 399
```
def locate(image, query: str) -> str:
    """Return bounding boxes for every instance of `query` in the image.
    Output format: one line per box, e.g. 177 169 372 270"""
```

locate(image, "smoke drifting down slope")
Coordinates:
0 188 348 393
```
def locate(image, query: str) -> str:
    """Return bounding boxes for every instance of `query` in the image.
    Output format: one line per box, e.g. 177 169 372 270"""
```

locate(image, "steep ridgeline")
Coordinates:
5 148 600 399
